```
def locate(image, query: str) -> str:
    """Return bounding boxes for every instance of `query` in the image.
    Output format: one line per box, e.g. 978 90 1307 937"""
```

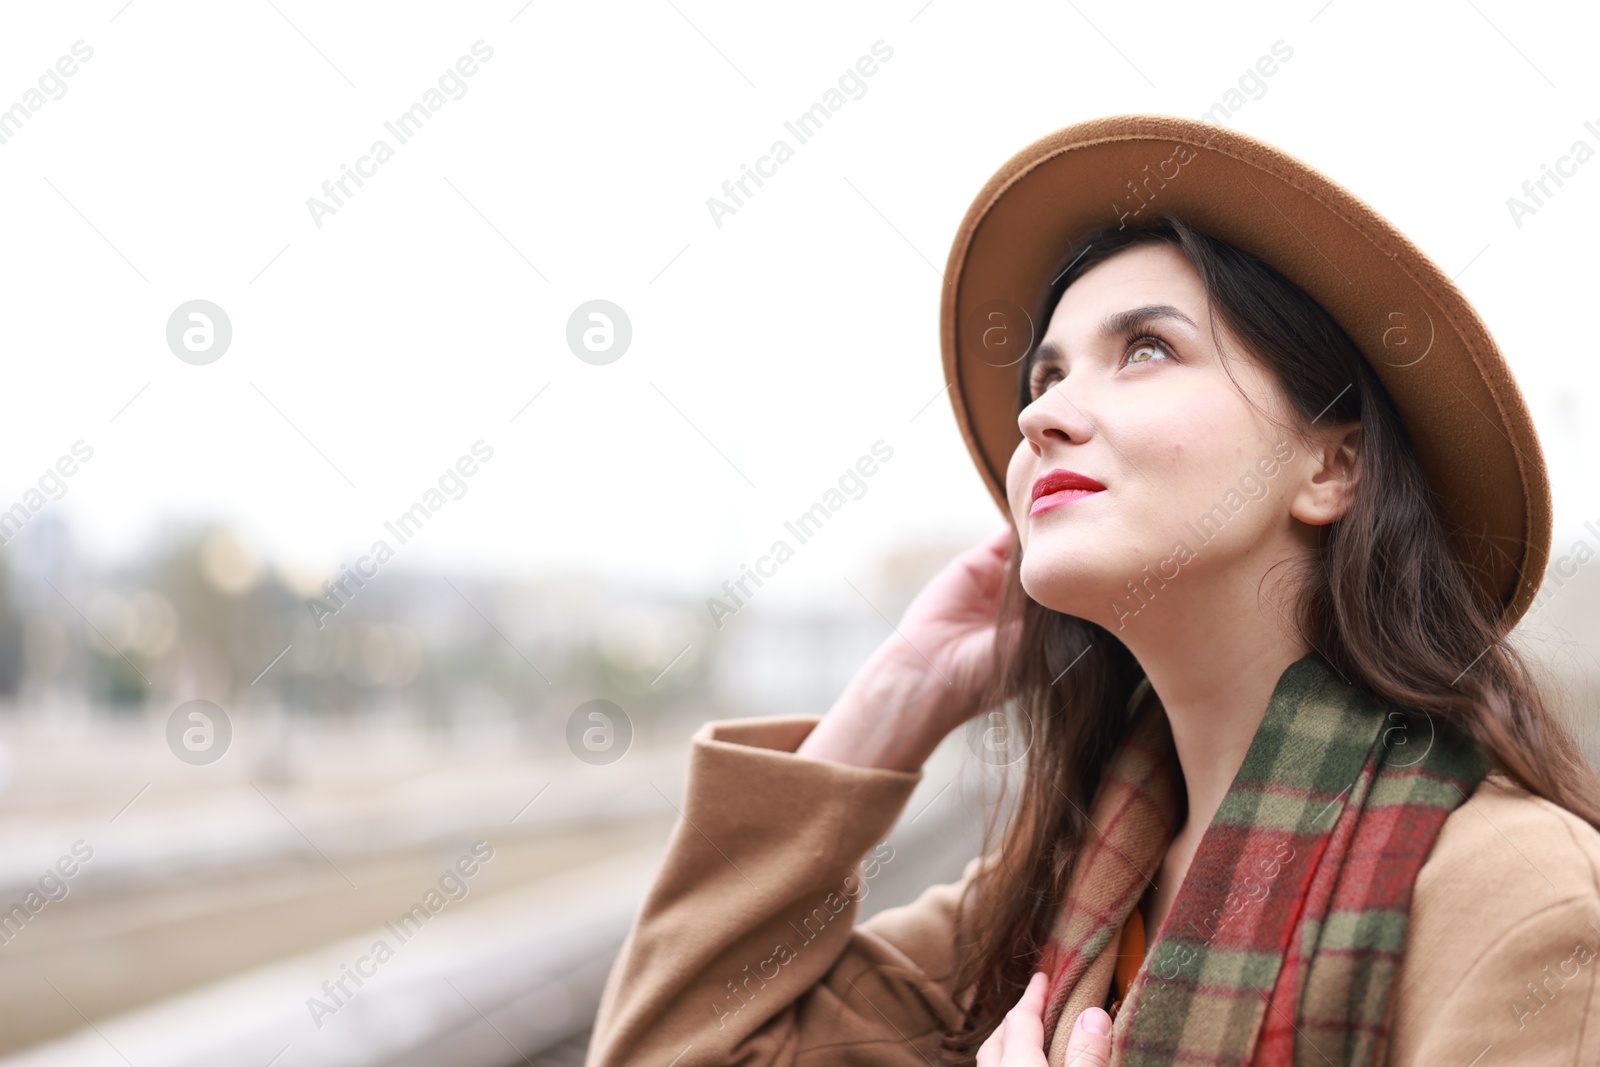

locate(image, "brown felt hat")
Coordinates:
940 113 1551 631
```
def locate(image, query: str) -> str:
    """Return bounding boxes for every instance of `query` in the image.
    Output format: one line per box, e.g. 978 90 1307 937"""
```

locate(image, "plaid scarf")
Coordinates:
1036 651 1490 1066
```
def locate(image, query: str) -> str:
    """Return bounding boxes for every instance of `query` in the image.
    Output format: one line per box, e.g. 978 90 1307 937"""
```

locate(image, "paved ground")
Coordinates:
0 820 672 1056
0 708 698 1056
0 709 991 1065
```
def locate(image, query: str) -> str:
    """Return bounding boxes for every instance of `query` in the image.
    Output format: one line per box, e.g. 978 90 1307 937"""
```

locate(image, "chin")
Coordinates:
1018 549 1105 619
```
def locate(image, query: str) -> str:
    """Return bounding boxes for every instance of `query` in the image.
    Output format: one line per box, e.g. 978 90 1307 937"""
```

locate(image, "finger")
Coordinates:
1062 1007 1113 1067
1018 969 1049 1012
1000 972 1050 1064
976 1023 1003 1067
980 978 1036 1067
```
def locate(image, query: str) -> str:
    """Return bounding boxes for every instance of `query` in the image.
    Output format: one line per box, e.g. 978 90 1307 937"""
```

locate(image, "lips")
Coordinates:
1030 468 1106 517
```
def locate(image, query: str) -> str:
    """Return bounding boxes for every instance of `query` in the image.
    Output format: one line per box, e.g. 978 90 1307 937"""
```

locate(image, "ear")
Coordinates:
1288 420 1360 526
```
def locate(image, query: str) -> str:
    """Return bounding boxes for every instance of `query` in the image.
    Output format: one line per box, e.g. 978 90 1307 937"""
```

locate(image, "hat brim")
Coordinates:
939 113 1551 631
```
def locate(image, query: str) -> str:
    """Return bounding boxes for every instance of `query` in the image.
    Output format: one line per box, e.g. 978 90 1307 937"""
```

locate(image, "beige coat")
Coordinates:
585 715 1600 1066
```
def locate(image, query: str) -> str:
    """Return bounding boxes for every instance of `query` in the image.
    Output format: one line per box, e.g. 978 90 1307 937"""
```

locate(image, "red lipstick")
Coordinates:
1030 468 1106 517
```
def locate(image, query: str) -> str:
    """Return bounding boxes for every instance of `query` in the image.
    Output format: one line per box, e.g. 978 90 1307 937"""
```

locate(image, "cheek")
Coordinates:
1148 402 1251 482
1005 445 1033 530
1128 409 1273 532
1155 434 1291 543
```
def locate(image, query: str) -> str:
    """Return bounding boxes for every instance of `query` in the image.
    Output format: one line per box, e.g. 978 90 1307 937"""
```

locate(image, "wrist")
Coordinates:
796 650 953 772
853 645 958 728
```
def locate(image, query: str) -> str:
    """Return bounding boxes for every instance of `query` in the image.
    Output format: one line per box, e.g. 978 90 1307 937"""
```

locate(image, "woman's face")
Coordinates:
1004 242 1334 632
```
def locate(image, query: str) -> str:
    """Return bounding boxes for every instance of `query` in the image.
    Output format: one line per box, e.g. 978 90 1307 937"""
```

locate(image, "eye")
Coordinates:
1123 335 1175 367
1027 331 1177 399
1028 366 1061 399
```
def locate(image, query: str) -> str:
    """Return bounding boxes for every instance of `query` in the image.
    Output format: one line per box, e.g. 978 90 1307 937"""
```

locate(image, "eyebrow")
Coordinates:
1030 303 1200 368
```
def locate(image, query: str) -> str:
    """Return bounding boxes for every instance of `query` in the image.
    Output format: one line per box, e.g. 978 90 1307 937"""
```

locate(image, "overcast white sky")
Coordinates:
1 0 1596 608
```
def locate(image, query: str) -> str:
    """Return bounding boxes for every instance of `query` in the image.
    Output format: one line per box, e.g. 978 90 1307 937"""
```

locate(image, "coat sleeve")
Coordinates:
583 715 983 1066
1388 773 1600 1065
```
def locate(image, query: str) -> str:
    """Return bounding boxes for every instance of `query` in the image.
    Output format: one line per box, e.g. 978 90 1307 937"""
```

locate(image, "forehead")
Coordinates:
1045 243 1208 338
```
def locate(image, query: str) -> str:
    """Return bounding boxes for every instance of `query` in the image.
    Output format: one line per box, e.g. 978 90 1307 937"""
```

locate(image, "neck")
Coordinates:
1108 565 1312 845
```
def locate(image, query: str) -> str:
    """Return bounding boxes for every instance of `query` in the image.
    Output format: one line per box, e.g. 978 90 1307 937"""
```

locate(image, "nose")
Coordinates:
1018 376 1095 457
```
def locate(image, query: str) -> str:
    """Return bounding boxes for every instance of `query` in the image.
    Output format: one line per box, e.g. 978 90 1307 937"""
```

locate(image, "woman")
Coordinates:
584 116 1600 1066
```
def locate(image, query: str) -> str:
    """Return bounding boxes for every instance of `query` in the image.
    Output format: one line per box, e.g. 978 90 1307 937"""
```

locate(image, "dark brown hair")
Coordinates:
932 215 1600 1060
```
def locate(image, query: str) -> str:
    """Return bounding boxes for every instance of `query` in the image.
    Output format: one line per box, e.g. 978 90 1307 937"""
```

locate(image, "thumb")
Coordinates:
1063 1007 1112 1067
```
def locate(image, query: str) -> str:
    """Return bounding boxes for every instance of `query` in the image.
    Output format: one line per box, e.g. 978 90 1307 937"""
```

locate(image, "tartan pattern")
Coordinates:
1039 651 1490 1066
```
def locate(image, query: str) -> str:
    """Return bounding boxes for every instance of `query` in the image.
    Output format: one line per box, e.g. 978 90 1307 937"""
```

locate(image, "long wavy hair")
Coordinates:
931 215 1600 1060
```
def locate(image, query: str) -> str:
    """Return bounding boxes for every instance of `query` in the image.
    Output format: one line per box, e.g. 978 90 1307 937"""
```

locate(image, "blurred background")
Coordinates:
1 1 1598 1064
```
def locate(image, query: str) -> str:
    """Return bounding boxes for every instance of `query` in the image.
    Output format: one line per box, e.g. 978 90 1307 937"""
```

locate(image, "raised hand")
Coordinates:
797 527 1018 772
882 525 1018 730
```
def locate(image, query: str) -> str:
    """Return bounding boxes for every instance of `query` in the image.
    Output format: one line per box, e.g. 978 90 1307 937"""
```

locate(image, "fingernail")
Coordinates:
1084 1010 1110 1036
